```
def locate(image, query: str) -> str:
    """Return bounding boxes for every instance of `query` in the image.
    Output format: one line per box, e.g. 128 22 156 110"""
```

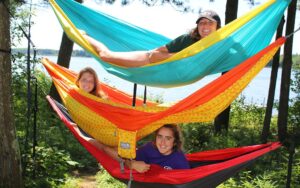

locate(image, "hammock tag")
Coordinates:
118 129 137 159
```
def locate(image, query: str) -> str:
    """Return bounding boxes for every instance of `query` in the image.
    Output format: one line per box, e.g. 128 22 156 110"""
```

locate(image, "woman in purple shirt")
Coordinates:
74 123 190 173
132 124 190 172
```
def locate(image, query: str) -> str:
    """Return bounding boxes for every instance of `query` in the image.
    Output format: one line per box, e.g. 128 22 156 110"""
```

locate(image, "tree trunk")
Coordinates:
214 0 238 133
49 32 74 101
286 137 295 188
0 0 23 187
261 18 285 143
277 0 296 143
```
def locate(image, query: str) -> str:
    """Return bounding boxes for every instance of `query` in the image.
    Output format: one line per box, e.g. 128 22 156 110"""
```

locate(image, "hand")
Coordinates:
130 161 150 173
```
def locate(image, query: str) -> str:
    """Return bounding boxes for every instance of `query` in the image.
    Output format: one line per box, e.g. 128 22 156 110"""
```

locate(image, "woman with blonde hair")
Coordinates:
75 67 108 99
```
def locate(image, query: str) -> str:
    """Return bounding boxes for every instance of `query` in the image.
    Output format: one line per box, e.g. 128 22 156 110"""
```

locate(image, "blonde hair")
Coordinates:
75 67 108 99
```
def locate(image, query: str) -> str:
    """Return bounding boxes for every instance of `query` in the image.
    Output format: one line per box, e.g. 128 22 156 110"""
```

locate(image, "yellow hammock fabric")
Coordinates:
43 38 285 158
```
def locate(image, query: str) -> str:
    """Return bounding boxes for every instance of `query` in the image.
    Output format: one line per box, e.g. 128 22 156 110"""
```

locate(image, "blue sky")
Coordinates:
22 0 299 54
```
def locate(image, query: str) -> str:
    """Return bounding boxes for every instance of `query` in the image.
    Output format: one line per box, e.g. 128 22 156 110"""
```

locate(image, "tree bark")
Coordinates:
286 137 295 188
261 18 285 143
277 0 296 142
49 32 74 101
0 0 23 187
214 0 238 133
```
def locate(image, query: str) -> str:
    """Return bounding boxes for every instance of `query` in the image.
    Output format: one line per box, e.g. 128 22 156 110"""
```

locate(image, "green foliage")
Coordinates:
182 95 267 153
289 69 300 137
219 171 278 188
230 95 266 128
292 55 300 69
218 149 300 188
11 54 98 187
57 177 79 188
95 169 126 188
24 146 78 188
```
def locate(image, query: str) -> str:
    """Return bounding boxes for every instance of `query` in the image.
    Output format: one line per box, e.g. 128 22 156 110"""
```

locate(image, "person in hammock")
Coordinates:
98 124 189 173
133 124 190 172
82 10 221 67
73 122 189 172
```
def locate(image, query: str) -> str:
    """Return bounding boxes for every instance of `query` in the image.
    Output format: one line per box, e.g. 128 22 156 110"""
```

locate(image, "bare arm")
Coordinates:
71 123 151 172
125 160 151 173
83 136 151 172
148 46 174 63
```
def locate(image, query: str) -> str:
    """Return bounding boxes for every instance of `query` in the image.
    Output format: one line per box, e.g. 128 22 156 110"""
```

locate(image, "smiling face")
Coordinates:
197 18 218 38
78 72 95 93
155 127 175 156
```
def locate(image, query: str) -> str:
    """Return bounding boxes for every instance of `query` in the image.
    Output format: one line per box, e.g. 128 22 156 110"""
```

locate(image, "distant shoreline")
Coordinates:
12 48 92 57
13 48 300 68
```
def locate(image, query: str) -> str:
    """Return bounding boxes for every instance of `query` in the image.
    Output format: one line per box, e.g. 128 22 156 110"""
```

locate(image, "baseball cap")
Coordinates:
196 10 221 26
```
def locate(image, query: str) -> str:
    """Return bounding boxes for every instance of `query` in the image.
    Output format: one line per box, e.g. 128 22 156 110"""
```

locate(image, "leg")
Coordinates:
82 34 172 67
85 137 121 161
82 34 149 67
70 123 118 158
71 123 151 172
82 34 109 54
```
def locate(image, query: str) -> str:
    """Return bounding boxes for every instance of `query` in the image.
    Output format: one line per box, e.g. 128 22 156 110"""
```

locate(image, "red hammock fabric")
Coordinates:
47 96 281 187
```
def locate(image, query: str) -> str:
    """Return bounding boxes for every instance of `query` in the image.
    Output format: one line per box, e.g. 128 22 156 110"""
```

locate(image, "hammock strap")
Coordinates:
286 26 300 38
119 159 125 173
127 167 133 188
119 157 134 188
120 158 134 188
143 86 147 106
132 83 137 107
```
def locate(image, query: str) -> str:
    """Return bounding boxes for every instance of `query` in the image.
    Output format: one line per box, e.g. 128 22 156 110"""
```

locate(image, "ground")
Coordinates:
78 174 97 188
71 170 98 188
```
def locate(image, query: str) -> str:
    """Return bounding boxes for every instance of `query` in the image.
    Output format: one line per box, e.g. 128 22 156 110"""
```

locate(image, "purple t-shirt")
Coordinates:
135 142 190 170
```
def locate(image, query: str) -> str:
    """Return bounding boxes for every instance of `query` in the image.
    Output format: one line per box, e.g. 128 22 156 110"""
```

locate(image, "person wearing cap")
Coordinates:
82 10 221 67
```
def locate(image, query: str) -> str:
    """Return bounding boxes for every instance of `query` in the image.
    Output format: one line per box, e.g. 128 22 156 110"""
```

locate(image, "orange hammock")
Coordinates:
43 37 285 158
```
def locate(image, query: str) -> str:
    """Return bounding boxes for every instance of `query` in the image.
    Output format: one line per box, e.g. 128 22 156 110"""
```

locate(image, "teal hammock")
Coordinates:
50 0 290 87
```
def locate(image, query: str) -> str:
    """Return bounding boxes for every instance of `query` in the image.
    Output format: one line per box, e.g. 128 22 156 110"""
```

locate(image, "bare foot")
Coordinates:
70 122 78 128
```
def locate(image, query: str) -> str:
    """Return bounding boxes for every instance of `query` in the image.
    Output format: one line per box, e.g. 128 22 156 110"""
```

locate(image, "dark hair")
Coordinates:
75 67 100 97
154 124 183 152
189 18 221 40
195 10 221 27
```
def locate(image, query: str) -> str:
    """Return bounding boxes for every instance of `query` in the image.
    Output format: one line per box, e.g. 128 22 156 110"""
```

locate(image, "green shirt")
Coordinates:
165 34 198 53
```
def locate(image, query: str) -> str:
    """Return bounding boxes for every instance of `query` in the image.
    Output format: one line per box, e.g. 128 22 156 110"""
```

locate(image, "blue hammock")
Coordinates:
50 0 290 87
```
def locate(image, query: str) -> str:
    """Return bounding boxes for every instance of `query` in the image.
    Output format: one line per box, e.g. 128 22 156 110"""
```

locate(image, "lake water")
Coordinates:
42 56 296 106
